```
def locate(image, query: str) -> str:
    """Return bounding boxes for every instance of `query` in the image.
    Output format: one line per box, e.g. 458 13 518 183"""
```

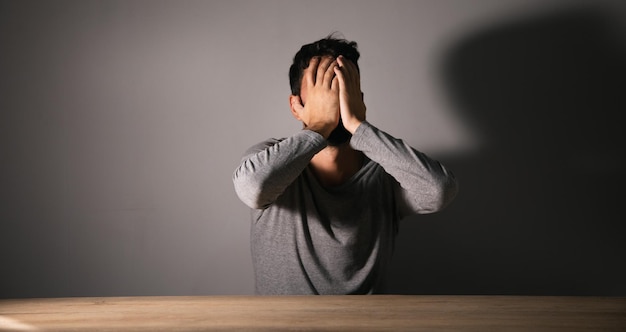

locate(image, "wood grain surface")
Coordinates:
1 295 625 331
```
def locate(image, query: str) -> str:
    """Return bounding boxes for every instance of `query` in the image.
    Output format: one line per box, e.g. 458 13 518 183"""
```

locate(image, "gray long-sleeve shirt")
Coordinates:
233 121 457 294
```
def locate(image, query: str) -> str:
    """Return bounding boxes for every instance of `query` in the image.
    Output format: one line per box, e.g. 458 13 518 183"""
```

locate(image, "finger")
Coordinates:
323 59 338 88
315 56 334 86
336 56 349 81
338 56 359 87
305 57 319 86
334 65 346 92
331 74 339 92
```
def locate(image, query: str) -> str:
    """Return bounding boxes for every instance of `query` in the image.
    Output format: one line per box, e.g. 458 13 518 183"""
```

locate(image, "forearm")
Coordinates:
233 130 327 209
350 121 458 214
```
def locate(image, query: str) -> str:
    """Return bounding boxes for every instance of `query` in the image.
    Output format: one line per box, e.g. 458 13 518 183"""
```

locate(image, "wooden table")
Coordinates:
1 295 625 331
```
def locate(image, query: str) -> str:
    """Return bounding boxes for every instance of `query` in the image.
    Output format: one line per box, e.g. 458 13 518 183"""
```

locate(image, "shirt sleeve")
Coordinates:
350 121 458 216
233 130 327 209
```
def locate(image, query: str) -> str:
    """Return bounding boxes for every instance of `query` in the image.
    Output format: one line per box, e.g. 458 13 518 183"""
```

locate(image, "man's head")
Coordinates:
289 35 360 98
289 35 360 145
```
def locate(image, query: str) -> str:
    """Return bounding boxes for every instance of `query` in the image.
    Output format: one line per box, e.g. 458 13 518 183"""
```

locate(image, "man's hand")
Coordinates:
334 55 366 134
290 56 340 139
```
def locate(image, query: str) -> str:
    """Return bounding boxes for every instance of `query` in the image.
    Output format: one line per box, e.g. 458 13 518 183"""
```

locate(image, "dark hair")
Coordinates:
289 34 360 96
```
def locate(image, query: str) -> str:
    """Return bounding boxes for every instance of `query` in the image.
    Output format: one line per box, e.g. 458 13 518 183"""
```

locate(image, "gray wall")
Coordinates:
1 0 624 297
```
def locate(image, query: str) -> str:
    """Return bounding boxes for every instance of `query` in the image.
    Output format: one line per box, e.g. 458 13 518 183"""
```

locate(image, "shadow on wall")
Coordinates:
386 5 626 295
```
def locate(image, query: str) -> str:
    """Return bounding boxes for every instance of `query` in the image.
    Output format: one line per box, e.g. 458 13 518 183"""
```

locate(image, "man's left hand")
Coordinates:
334 55 366 134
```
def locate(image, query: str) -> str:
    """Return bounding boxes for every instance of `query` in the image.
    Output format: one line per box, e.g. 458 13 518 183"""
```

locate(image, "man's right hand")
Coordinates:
290 56 340 139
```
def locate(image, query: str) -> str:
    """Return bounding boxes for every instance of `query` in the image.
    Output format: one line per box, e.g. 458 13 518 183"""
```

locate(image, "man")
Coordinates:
233 36 457 295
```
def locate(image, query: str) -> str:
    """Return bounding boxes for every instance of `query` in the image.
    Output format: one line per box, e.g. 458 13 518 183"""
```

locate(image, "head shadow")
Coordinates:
385 4 626 295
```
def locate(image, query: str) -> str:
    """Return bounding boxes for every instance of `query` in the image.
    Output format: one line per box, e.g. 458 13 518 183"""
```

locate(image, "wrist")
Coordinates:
304 124 333 139
343 118 363 134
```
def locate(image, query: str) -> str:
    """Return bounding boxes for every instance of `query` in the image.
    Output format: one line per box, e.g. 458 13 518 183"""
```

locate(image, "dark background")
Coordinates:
388 5 626 295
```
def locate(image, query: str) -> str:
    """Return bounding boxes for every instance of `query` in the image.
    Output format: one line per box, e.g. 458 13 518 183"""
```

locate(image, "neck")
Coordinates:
309 143 364 188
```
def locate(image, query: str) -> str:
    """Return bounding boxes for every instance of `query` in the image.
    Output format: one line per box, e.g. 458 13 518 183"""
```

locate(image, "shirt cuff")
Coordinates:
300 128 328 150
350 120 373 150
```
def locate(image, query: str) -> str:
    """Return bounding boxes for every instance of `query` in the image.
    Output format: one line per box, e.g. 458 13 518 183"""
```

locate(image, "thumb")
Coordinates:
294 95 304 109
290 95 305 119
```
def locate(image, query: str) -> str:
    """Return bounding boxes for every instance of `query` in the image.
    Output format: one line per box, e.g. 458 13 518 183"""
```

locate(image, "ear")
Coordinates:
289 95 304 121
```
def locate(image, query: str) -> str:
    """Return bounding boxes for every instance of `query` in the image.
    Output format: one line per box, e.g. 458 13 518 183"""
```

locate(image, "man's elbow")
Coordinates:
424 177 458 213
233 174 271 210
